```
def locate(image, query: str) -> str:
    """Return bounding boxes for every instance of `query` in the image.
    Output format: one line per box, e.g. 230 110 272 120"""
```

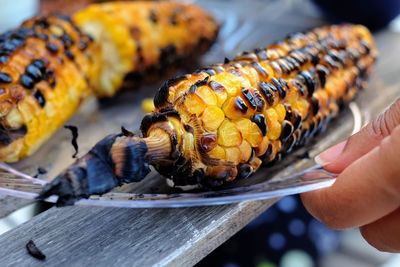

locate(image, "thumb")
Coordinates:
316 98 400 173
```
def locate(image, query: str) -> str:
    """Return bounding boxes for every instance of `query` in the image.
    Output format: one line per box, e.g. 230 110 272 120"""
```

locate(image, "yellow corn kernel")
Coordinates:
238 140 252 162
202 106 225 131
222 97 249 120
275 103 286 122
267 120 281 141
240 66 259 86
141 98 155 113
258 62 275 81
247 122 263 147
214 89 228 107
211 72 250 96
234 118 252 140
225 147 241 164
184 93 206 116
286 83 299 104
325 78 339 99
196 86 218 106
208 145 226 160
217 119 242 147
314 90 329 108
265 107 278 122
292 98 309 118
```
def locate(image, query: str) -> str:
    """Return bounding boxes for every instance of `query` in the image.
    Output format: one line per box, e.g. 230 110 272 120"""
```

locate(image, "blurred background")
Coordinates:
0 0 399 266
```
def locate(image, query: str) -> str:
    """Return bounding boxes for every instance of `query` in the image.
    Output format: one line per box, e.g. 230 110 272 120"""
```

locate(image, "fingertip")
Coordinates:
315 141 347 167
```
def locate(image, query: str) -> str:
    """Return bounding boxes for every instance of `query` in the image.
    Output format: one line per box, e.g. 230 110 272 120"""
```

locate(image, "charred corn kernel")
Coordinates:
275 103 286 122
142 98 155 113
225 147 241 165
222 97 249 120
208 145 226 160
74 1 218 97
62 24 376 195
239 140 252 162
196 86 218 106
256 136 270 156
217 119 242 147
258 62 275 81
202 106 225 131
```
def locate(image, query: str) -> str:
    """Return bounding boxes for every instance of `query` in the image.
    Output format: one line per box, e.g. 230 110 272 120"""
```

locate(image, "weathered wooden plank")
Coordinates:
0 200 274 267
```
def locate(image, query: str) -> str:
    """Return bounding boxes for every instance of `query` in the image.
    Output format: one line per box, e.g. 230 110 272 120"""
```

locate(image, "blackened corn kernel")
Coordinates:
33 89 46 107
251 114 267 136
20 74 35 89
0 72 12 84
26 64 43 82
46 42 59 53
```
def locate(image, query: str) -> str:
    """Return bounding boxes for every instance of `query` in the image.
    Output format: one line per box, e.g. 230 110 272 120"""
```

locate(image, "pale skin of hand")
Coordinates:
301 98 400 253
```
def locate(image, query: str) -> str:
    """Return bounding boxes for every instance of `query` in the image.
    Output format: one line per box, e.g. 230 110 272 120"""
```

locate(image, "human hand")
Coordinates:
301 98 400 252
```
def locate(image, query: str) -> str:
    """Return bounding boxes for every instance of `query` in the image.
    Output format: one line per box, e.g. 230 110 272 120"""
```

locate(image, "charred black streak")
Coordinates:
26 240 46 261
234 96 248 113
153 74 185 108
121 126 134 137
64 125 79 158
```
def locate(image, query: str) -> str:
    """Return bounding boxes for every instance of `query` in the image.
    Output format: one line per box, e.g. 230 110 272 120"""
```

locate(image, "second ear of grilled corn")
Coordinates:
74 1 218 97
0 1 218 162
0 16 98 162
38 24 377 206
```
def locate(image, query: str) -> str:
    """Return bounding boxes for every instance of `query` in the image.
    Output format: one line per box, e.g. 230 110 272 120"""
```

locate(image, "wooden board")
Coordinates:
0 0 400 266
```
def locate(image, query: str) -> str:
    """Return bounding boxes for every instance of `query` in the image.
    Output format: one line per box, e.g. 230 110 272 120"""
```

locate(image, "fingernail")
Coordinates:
315 141 347 166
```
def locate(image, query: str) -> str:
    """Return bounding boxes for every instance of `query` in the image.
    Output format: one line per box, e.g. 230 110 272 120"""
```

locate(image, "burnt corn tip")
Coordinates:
37 175 79 207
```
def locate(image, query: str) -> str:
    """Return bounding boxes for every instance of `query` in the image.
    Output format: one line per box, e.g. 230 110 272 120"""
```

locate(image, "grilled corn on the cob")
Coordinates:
0 1 218 162
39 24 377 206
0 16 98 162
74 1 218 97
